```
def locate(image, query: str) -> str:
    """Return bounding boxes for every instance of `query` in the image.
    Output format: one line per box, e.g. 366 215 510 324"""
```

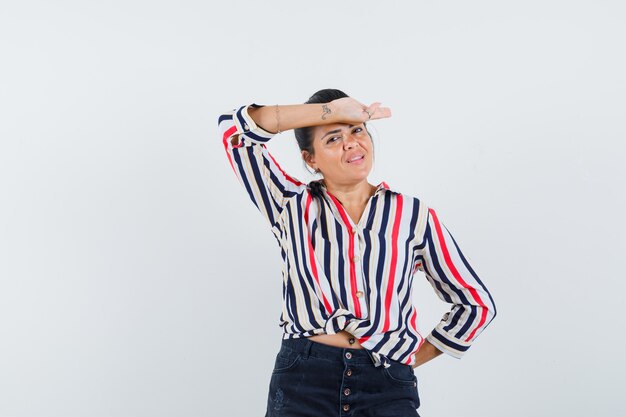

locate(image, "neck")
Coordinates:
322 178 376 207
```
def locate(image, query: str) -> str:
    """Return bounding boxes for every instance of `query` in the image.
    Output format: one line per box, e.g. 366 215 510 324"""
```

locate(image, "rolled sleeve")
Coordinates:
417 207 497 358
232 103 274 143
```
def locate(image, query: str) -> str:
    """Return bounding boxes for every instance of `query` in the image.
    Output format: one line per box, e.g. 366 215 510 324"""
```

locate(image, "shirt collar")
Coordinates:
375 181 397 194
309 179 399 195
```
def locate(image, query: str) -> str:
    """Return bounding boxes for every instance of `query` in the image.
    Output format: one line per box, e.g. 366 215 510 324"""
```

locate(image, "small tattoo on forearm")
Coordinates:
321 104 331 120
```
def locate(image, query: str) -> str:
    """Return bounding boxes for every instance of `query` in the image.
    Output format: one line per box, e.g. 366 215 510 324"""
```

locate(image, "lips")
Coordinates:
346 154 365 163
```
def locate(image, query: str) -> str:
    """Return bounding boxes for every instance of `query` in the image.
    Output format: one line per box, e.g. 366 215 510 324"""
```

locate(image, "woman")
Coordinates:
218 89 496 417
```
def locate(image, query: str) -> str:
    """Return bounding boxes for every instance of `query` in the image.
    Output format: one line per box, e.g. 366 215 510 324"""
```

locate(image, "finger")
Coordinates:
366 103 392 120
373 106 392 119
361 102 379 121
366 102 382 113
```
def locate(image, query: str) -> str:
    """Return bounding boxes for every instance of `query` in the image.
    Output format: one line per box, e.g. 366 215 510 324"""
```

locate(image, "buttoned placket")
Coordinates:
320 185 385 320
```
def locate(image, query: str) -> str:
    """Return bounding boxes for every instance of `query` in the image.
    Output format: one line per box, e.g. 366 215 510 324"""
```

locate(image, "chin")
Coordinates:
350 171 371 184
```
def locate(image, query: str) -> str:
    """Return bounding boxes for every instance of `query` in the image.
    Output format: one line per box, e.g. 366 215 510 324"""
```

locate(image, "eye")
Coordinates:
352 127 363 134
327 135 341 144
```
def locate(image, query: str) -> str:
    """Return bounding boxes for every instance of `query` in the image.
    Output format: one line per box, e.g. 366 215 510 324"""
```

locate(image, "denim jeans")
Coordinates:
264 338 420 417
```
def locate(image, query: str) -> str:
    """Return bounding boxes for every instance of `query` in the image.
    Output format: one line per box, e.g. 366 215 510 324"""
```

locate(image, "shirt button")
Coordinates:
243 123 249 131
355 291 364 298
343 404 350 412
345 352 352 359
346 369 353 377
352 255 360 262
350 227 356 234
344 388 351 396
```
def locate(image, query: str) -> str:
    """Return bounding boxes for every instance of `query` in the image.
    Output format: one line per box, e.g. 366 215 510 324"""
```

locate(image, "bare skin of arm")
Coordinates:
412 340 443 369
246 98 391 134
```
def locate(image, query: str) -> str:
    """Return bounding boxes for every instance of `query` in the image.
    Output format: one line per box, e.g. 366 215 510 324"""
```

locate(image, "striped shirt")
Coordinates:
218 103 496 368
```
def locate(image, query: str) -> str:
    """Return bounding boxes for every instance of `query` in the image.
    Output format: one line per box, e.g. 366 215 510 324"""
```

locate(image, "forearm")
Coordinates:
412 340 443 369
248 103 339 134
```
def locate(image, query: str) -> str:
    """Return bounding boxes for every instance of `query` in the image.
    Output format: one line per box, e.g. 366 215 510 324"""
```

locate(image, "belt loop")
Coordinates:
301 338 313 360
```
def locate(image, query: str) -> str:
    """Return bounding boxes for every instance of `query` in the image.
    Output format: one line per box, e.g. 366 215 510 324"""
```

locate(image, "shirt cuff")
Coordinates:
425 324 471 359
233 103 275 143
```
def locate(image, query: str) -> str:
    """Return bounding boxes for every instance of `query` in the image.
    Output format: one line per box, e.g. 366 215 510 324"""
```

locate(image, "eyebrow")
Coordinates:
320 125 356 141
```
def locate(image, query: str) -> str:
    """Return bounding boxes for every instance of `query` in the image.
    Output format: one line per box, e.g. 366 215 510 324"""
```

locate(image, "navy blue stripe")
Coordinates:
366 192 392 339
396 199 422 318
307 201 340 310
235 106 247 131
424 222 471 305
284 277 303 332
431 328 469 352
266 158 298 199
372 332 392 353
320 185 348 307
444 306 465 332
387 329 407 358
419 255 453 303
245 147 278 225
311 219 317 247
447 228 497 320
244 129 271 143
364 195 379 230
286 200 319 327
455 305 477 338
361 195 379 310
397 335 418 364
318 203 334 305
232 149 261 212
295 194 329 322
218 113 232 125
334 215 348 307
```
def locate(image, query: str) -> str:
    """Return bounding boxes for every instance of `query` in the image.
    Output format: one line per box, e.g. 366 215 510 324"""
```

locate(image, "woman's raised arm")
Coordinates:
247 97 392 134
217 98 391 228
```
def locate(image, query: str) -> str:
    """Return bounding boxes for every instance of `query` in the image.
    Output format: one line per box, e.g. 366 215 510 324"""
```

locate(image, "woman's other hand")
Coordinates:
411 340 443 369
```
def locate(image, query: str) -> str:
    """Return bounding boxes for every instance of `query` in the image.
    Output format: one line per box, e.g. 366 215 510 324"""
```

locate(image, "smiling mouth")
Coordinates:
347 155 365 163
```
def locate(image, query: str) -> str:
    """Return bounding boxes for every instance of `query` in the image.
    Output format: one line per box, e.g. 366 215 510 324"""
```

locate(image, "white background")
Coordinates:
1 1 625 416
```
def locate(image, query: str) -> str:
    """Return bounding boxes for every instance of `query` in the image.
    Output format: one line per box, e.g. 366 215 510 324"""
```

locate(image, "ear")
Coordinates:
302 150 317 171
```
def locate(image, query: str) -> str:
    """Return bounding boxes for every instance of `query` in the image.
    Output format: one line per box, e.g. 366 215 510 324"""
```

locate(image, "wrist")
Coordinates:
320 102 337 123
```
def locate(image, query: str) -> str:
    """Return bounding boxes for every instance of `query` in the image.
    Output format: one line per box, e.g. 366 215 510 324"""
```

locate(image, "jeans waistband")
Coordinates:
280 337 377 365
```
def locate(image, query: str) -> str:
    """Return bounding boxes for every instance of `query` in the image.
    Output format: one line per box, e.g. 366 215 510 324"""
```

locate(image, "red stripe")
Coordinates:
267 149 304 186
222 126 238 173
428 208 487 341
404 307 424 364
326 192 361 318
382 194 403 332
305 193 333 314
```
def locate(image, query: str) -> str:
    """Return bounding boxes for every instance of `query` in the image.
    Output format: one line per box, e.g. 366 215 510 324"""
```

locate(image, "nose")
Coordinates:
343 133 359 149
